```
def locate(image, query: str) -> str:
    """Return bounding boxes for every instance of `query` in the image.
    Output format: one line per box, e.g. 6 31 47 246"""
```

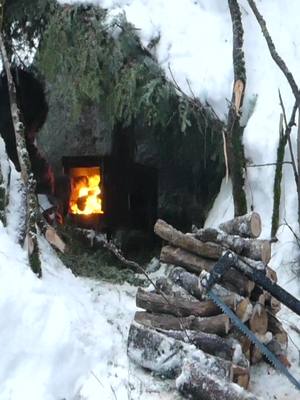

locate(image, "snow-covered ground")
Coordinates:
1 0 300 399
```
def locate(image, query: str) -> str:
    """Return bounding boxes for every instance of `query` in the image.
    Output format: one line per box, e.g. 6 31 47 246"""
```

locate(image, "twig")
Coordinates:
247 162 293 168
101 238 191 343
247 0 300 100
283 218 300 248
278 93 298 184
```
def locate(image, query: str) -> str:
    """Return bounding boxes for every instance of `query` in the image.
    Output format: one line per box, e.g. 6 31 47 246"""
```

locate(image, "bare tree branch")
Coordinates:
247 0 300 100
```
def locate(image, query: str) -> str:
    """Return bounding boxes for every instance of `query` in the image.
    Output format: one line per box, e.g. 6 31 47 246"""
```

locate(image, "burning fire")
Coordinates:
69 173 104 215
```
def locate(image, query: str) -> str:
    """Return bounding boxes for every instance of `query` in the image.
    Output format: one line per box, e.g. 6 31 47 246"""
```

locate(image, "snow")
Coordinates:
1 0 300 399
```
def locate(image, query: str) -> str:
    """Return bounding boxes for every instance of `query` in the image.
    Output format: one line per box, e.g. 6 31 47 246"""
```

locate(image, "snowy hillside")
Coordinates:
1 0 300 399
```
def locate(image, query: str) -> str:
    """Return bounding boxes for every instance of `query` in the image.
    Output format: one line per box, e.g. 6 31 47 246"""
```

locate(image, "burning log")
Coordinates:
219 212 262 238
161 245 255 296
176 361 258 400
193 227 271 263
154 219 223 259
134 311 230 336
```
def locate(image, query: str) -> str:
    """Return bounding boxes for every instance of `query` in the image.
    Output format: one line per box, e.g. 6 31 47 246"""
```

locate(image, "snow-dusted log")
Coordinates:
134 311 230 336
127 322 185 378
128 323 239 380
168 266 203 299
0 33 41 276
157 329 234 362
219 212 262 238
176 361 258 400
193 227 271 263
161 246 255 296
0 137 11 226
154 219 223 259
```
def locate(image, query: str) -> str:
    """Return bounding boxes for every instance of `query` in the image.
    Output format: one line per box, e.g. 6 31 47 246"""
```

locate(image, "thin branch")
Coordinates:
278 94 299 184
247 161 293 168
247 0 300 100
98 237 192 343
283 218 300 248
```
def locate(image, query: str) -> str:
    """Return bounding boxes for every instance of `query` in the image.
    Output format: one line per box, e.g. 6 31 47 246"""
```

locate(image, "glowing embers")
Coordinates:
69 166 104 215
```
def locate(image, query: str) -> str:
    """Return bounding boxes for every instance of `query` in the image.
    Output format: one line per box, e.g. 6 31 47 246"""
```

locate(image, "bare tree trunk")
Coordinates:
0 138 11 226
0 33 42 277
226 0 247 216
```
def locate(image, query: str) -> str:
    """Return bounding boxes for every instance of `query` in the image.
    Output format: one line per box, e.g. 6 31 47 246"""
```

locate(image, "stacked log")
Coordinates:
127 212 288 400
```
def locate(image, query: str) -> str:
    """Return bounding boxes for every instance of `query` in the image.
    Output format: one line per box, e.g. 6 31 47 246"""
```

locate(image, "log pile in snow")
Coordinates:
127 212 289 400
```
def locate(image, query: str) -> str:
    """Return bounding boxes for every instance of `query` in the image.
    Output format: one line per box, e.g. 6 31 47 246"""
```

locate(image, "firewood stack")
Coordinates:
127 212 289 400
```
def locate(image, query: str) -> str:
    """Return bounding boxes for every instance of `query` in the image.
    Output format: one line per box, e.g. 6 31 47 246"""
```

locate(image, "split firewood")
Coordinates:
219 212 262 238
37 218 66 253
134 311 230 336
176 361 259 400
249 294 268 335
229 327 252 360
267 314 288 350
264 268 281 314
250 332 272 365
192 227 271 263
128 322 237 380
266 338 291 368
161 245 255 296
155 219 223 259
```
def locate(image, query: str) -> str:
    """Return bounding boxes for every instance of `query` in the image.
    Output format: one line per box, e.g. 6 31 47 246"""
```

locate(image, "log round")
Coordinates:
219 212 262 238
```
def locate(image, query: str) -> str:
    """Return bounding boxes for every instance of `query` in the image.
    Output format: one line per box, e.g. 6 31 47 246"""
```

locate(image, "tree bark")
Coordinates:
219 212 262 238
226 0 248 217
134 311 230 336
193 227 270 263
0 137 11 226
177 361 259 400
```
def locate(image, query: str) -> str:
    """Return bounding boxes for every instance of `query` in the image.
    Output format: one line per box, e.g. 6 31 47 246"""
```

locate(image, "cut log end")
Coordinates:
250 212 262 238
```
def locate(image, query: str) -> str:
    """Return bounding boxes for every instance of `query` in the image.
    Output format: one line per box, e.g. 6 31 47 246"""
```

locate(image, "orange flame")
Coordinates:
69 172 104 215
